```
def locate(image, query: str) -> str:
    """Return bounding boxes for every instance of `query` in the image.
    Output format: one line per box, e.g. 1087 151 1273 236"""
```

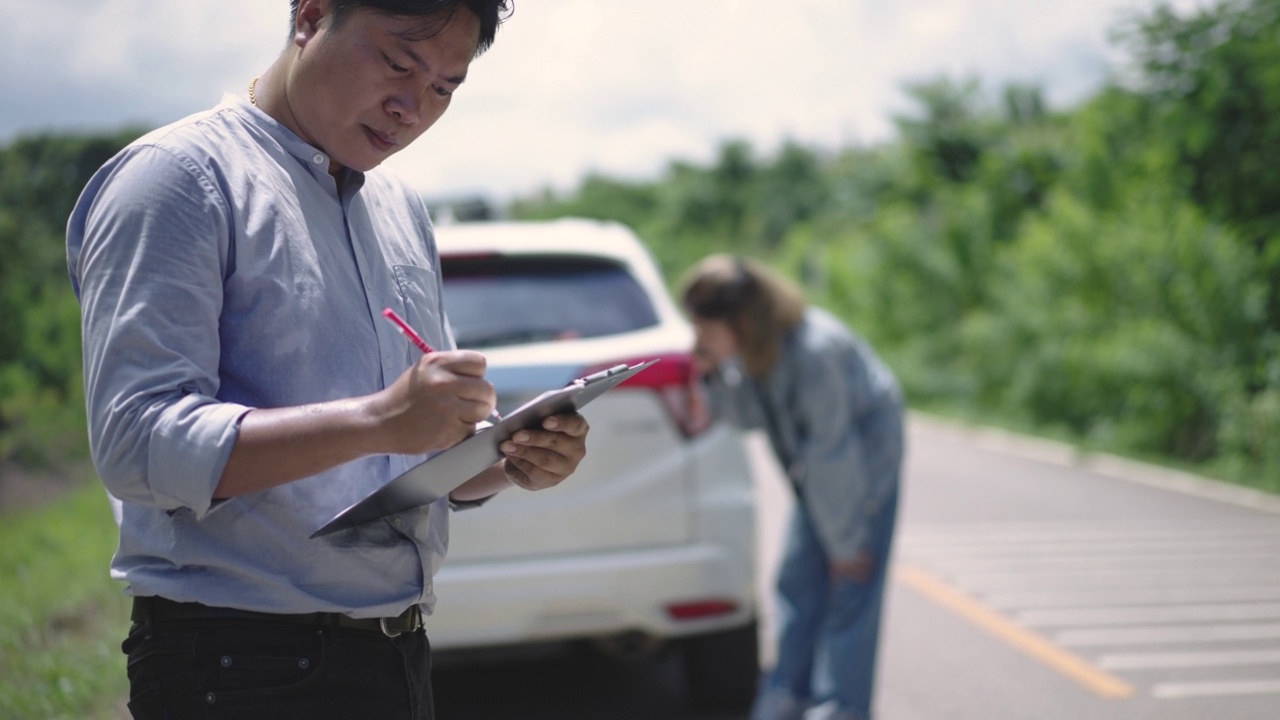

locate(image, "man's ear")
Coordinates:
293 0 330 48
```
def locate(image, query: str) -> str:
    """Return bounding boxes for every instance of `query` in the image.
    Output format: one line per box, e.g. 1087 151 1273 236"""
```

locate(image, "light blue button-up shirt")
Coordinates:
67 95 456 618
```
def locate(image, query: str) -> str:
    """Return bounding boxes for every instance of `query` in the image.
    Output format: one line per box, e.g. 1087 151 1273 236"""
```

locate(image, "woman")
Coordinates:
680 254 904 720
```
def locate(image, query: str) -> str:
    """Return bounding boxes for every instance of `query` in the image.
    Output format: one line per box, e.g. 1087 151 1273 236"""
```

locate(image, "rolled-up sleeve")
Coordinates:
69 145 251 517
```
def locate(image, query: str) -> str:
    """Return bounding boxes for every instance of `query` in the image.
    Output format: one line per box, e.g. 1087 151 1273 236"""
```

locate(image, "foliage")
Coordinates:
894 76 992 186
1117 0 1280 358
1117 0 1280 239
964 192 1267 462
0 128 143 467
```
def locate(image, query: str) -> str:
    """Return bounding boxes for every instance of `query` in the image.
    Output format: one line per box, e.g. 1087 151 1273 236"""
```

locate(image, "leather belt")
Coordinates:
131 596 424 637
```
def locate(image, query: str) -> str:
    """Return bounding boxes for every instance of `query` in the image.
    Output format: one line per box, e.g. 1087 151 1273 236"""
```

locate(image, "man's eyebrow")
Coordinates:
394 41 468 85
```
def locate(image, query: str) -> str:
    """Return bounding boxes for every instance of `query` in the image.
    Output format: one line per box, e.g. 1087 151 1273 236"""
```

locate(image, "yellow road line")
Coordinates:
895 563 1135 699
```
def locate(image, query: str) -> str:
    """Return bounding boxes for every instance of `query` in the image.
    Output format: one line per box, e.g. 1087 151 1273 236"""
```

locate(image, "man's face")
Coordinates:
287 0 480 174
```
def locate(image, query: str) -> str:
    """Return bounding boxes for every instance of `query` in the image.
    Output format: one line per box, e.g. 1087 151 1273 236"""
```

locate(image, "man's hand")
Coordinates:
373 350 497 455
499 412 590 491
831 551 876 584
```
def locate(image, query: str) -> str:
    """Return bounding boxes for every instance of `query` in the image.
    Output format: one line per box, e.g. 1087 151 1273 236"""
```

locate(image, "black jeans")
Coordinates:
122 614 434 719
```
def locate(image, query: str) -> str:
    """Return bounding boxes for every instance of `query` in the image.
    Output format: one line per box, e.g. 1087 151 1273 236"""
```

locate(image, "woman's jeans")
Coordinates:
759 491 899 720
122 615 434 719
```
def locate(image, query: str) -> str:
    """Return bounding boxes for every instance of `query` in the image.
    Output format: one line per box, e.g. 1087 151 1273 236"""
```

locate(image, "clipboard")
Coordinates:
311 359 660 538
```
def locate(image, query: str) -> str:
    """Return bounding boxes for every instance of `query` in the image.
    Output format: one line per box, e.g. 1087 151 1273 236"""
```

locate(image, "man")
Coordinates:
66 1 588 717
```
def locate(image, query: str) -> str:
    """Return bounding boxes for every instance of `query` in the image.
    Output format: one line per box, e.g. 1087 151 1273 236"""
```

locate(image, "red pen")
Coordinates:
382 307 502 421
382 307 434 354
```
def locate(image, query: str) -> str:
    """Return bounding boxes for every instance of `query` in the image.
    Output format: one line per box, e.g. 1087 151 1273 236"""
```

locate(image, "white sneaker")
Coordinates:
802 700 863 720
750 688 808 720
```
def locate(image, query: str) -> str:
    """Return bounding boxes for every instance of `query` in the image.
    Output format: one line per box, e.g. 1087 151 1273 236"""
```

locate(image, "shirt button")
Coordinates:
313 152 326 165
393 518 405 529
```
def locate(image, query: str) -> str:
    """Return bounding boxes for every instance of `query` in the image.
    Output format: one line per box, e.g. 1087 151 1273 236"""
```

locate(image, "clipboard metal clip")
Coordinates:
575 363 630 387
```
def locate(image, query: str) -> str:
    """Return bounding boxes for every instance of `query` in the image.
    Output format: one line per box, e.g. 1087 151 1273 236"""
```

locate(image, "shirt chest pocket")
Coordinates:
391 264 445 355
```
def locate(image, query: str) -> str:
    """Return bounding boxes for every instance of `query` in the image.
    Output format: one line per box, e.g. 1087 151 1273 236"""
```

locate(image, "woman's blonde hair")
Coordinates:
679 254 806 379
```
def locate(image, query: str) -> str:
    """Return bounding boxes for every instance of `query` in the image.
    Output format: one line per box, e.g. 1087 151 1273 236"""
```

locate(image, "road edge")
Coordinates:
908 412 1280 516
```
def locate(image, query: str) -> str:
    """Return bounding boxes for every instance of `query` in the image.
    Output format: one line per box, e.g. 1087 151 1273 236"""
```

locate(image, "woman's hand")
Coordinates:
831 551 876 584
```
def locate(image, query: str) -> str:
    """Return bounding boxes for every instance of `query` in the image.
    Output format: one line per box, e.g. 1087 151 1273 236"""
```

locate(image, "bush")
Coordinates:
963 191 1269 460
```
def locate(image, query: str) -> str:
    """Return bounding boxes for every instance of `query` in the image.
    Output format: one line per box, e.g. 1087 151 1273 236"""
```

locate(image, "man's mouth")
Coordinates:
364 126 398 151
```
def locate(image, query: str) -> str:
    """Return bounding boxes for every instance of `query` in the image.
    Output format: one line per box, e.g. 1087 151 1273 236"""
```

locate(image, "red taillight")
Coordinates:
581 352 712 437
665 599 740 621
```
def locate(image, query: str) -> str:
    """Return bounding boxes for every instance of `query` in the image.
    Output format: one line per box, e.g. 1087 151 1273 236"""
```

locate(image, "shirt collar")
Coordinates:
219 93 367 191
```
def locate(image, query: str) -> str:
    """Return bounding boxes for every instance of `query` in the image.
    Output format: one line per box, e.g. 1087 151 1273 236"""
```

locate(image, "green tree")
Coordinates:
963 191 1267 461
1119 0 1280 237
0 129 143 465
894 76 991 186
1118 0 1280 332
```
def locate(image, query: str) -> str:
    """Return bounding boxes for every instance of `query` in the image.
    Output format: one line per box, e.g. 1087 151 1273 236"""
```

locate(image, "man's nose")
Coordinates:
386 94 422 126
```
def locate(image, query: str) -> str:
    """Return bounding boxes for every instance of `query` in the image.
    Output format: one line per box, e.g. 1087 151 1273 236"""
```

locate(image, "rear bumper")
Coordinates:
425 542 756 650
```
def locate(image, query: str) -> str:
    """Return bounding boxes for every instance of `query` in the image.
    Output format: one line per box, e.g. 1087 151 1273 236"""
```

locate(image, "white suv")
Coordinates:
429 218 760 711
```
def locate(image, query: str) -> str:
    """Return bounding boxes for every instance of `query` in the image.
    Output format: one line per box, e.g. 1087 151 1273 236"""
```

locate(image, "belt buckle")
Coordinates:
379 605 422 638
379 616 402 638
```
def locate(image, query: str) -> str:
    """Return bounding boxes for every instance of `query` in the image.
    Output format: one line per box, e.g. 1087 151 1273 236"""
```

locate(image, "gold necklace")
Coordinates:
248 77 260 107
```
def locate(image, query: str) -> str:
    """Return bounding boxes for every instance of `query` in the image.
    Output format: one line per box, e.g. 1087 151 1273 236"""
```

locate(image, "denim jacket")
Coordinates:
705 307 904 560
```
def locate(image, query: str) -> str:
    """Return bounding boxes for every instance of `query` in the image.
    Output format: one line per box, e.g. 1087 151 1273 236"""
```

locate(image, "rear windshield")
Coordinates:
441 254 660 349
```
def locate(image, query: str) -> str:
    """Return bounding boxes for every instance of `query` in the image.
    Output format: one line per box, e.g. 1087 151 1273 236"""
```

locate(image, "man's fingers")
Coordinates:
541 412 589 437
504 434 585 467
501 434 584 485
423 349 489 378
497 413 588 491
500 442 566 472
453 376 496 410
503 457 552 490
418 361 495 418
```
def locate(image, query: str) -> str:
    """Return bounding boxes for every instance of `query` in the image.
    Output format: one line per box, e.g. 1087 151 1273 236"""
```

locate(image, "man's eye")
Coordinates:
384 54 408 73
433 86 453 97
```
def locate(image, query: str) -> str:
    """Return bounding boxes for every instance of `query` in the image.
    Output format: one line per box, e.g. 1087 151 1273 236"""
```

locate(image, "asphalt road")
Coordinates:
434 418 1280 719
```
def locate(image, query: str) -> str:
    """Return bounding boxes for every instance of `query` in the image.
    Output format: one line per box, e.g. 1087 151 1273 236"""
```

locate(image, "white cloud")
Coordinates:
3 0 1173 200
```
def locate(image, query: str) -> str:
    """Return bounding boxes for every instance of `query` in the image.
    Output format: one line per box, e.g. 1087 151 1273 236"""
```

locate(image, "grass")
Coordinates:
0 481 130 720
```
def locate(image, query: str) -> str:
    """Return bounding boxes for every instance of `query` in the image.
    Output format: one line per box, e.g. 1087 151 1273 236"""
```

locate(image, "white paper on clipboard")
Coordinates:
311 359 659 538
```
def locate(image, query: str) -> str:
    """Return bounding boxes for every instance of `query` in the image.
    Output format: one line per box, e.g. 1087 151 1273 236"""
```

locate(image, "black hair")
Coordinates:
289 0 513 54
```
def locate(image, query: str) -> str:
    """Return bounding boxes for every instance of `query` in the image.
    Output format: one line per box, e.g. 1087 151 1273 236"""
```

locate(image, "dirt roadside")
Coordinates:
0 460 92 513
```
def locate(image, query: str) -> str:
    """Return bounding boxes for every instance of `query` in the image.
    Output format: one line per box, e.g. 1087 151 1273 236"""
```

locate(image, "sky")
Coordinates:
2 0 1202 202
